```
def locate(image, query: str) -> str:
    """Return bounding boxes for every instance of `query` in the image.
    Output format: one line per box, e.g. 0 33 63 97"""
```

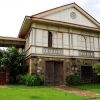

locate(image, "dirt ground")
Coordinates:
56 85 100 98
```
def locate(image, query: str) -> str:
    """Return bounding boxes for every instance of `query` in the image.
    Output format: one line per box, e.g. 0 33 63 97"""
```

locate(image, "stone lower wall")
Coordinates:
27 56 99 83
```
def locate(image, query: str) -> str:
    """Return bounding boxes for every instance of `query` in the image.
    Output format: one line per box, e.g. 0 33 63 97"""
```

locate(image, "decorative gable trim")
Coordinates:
32 2 100 28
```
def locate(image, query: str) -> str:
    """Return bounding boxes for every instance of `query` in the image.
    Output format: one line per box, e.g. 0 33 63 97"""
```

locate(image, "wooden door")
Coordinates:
45 61 63 85
45 61 54 85
54 62 64 85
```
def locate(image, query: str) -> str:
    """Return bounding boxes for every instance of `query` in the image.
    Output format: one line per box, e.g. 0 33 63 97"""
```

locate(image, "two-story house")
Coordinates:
18 3 100 85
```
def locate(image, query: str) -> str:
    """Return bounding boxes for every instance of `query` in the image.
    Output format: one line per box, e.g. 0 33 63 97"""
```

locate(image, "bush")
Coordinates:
92 73 100 83
66 74 81 85
21 74 42 86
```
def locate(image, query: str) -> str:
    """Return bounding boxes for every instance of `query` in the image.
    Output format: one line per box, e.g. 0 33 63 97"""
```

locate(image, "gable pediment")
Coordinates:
34 3 100 28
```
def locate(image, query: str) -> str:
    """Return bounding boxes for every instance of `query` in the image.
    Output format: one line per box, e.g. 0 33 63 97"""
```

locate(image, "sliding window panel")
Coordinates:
57 33 63 48
29 29 35 46
78 35 82 50
63 33 69 48
52 32 57 48
73 34 78 49
90 37 94 50
36 29 43 46
43 30 48 47
29 30 32 46
25 34 30 50
87 37 91 50
94 37 99 51
79 35 86 50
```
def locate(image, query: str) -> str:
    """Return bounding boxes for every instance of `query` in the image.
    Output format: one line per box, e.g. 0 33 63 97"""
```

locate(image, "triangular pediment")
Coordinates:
33 3 100 28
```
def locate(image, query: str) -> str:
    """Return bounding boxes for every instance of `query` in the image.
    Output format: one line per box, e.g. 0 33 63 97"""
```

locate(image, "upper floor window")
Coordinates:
79 35 86 50
52 32 63 48
48 31 52 48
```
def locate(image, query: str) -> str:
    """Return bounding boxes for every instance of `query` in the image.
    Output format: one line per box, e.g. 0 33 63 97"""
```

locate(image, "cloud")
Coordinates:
94 3 100 9
74 0 90 7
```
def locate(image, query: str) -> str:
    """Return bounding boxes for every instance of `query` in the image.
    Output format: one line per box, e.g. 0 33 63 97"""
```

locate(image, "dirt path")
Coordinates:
56 85 100 98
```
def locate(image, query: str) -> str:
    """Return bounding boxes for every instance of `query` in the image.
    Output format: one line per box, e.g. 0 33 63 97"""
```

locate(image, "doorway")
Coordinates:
81 66 93 82
45 61 64 85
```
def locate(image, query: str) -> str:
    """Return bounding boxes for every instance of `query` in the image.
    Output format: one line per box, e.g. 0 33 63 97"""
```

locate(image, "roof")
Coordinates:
18 2 100 38
33 2 100 27
0 36 25 48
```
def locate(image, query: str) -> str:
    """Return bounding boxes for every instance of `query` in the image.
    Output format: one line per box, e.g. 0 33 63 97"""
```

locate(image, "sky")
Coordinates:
0 0 100 37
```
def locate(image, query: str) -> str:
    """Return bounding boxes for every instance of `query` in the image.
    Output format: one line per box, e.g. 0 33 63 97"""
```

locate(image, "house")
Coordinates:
18 2 100 85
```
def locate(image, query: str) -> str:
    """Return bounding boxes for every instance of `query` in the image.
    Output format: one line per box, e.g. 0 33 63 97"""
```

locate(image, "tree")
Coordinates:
93 62 100 75
1 47 26 83
0 49 3 65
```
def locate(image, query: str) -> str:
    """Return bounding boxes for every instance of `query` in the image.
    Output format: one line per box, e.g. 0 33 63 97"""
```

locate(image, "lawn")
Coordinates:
76 84 100 93
0 85 88 100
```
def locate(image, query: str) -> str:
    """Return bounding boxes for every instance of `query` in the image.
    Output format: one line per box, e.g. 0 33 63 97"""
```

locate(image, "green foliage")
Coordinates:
1 47 25 68
66 74 81 85
0 49 7 68
93 62 100 75
21 74 42 86
0 47 26 83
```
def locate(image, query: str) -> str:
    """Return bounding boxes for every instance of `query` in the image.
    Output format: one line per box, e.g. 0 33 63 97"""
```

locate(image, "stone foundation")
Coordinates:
27 56 98 84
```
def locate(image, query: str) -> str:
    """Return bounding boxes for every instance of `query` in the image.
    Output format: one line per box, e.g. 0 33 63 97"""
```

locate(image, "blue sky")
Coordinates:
0 0 99 37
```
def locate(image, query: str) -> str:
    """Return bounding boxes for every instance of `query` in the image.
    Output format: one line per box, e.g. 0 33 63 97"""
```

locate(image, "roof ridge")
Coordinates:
31 2 75 16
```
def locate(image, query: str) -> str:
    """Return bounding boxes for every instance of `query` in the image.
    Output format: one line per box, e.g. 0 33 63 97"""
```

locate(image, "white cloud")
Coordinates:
94 3 100 9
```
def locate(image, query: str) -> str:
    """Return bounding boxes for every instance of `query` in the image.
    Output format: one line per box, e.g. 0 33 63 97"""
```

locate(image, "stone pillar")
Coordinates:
29 58 32 75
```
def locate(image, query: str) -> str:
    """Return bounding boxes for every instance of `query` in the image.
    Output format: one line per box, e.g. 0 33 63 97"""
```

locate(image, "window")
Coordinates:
52 32 63 48
73 34 78 49
43 30 48 47
87 37 91 50
94 37 99 51
79 35 86 50
36 29 43 46
48 31 52 47
90 37 94 50
63 33 69 48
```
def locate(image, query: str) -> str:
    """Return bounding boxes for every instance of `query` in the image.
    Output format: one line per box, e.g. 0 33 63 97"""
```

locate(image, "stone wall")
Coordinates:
28 56 98 84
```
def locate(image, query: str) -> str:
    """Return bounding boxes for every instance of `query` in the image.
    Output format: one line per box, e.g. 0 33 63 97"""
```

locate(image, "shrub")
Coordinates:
66 74 81 85
21 74 42 86
92 73 100 83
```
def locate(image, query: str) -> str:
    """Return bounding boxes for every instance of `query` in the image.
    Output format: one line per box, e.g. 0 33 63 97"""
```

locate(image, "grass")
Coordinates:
0 85 88 100
76 84 100 93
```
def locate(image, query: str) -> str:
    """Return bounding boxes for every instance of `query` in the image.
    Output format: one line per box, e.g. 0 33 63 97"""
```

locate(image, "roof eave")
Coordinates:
18 16 100 38
18 16 32 38
31 17 100 32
